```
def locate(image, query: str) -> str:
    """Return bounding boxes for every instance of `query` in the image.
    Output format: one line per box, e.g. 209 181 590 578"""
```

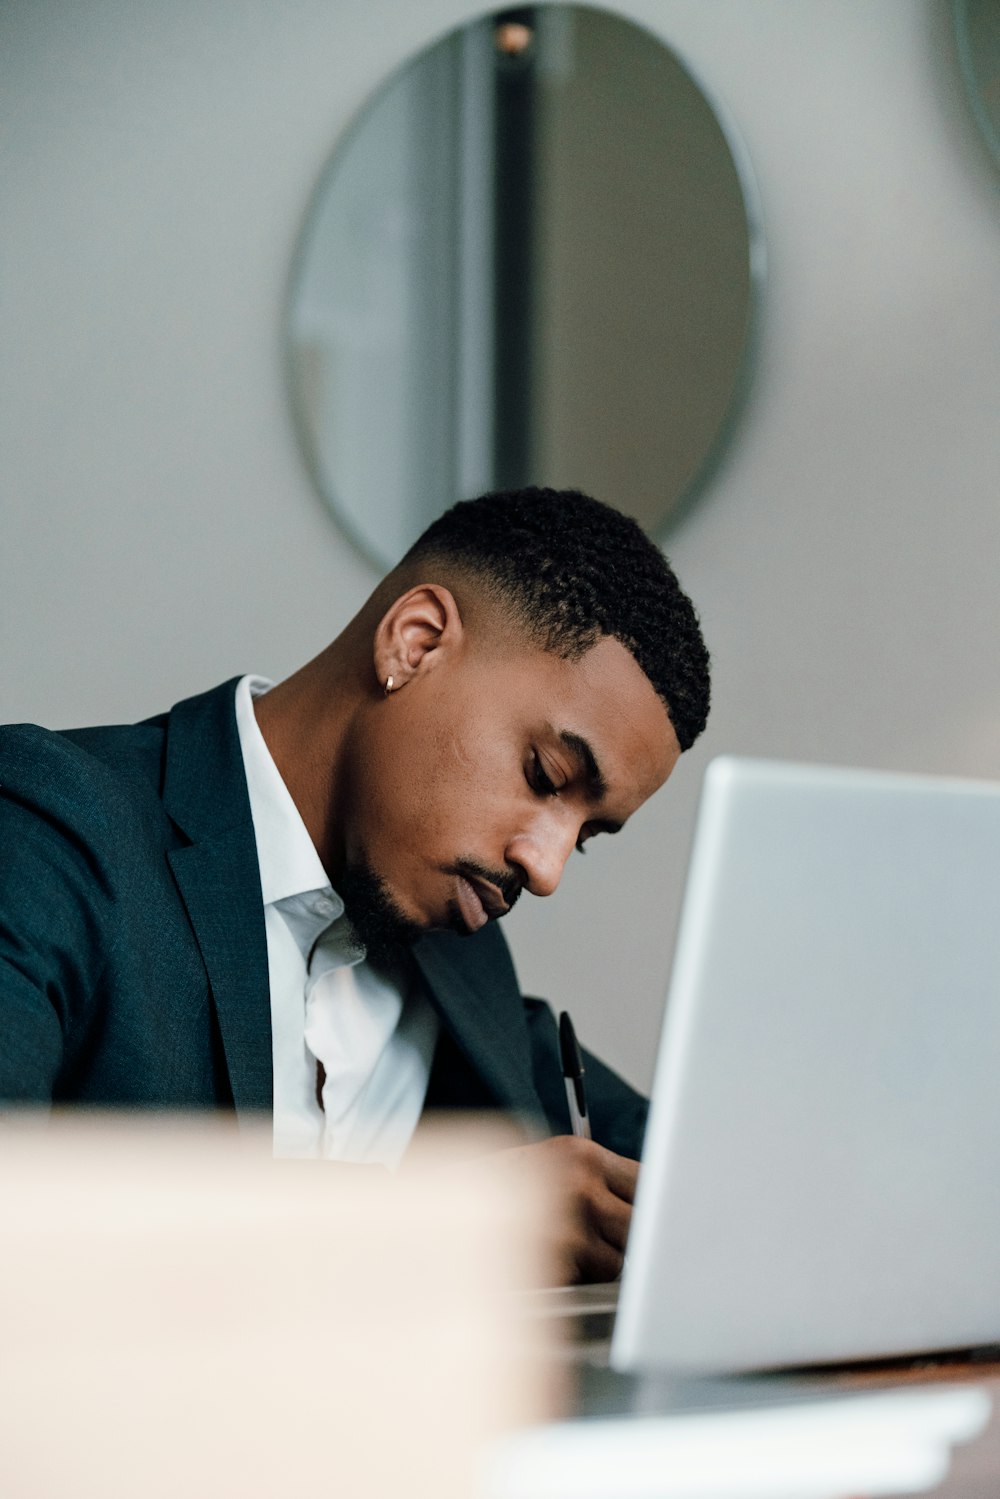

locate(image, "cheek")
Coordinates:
346 706 493 871
399 682 497 802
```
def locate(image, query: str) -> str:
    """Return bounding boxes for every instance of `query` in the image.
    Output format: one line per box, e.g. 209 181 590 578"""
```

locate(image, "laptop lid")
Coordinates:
612 756 1000 1373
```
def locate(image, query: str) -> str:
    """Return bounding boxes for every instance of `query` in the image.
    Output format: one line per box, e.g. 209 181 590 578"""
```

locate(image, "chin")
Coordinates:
338 858 425 965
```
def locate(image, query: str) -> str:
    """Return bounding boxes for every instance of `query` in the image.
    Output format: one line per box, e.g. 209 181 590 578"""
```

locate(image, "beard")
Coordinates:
338 857 424 969
339 854 521 969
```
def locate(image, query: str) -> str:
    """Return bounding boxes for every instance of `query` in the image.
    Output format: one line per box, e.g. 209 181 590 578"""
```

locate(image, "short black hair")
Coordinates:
403 487 710 751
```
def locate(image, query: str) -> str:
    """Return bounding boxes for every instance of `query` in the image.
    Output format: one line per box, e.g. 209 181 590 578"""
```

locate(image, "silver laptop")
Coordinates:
611 755 1000 1374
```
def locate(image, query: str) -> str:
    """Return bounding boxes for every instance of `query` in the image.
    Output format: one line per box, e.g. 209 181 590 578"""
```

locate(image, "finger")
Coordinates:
595 1145 639 1205
556 1136 639 1204
586 1183 632 1255
569 1227 626 1285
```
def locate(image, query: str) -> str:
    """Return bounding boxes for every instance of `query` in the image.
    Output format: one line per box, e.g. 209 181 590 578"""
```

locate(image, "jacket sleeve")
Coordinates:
522 996 649 1160
0 730 116 1103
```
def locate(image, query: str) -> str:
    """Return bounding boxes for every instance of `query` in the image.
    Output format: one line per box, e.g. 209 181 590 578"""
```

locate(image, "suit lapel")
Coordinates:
412 926 541 1118
161 681 272 1115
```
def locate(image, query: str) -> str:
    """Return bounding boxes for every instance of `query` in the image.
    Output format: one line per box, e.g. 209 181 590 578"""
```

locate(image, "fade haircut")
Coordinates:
402 487 710 751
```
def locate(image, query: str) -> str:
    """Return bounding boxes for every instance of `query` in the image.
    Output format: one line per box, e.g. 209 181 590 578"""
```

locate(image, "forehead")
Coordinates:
492 634 680 808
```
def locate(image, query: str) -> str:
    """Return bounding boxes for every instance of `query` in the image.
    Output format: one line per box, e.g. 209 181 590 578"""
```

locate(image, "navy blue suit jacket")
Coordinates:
0 680 647 1155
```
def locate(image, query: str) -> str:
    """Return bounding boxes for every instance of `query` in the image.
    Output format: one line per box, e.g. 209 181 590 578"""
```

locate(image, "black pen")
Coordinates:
558 1010 592 1140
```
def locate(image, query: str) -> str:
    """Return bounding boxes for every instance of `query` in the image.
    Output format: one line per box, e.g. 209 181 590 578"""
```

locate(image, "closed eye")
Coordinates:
528 751 559 797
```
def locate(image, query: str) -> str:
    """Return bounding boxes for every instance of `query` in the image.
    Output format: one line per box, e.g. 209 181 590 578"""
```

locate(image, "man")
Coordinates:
0 487 710 1280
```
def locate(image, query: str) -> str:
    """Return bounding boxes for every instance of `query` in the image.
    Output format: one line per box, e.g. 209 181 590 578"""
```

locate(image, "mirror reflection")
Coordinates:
286 5 763 569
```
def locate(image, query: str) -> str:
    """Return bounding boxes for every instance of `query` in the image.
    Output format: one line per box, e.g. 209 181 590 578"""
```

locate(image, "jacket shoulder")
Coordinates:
59 717 167 799
0 720 169 860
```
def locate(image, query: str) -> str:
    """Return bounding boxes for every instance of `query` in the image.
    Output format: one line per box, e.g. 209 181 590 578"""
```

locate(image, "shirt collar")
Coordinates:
234 674 343 913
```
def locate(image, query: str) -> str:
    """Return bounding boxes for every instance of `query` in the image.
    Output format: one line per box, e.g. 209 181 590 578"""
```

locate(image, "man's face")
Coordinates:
335 632 680 959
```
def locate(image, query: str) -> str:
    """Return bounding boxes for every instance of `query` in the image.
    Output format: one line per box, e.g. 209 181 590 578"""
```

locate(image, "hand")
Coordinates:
487 1135 638 1285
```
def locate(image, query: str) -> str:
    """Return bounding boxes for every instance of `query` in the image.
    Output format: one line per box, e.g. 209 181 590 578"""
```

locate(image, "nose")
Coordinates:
506 814 578 899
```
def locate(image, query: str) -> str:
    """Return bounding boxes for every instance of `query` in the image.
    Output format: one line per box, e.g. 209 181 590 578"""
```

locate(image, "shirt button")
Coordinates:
314 896 336 918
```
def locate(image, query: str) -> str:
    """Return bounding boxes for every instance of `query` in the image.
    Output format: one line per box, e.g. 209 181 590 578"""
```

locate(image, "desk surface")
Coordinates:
524 1284 1000 1495
829 1359 1000 1499
563 1339 1000 1498
565 1362 1000 1499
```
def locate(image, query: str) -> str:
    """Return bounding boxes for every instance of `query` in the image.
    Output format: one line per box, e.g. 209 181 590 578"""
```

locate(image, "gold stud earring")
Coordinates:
385 675 394 695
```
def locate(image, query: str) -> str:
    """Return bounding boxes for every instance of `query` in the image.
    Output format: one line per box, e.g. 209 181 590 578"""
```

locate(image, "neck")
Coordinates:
252 641 361 880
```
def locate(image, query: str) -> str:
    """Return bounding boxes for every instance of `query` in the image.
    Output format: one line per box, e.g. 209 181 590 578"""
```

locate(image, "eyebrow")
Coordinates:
558 730 608 802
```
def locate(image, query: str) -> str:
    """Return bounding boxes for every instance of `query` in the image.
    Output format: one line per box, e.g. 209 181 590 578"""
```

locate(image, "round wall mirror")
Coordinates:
286 4 764 570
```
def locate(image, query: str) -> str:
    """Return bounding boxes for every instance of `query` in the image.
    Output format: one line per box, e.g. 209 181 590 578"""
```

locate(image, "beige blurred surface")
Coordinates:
0 1114 560 1499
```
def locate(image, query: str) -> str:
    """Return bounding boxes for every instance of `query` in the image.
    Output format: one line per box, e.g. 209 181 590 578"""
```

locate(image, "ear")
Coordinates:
372 584 463 695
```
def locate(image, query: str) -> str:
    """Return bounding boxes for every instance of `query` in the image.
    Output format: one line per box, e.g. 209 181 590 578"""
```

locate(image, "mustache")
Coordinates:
453 859 523 912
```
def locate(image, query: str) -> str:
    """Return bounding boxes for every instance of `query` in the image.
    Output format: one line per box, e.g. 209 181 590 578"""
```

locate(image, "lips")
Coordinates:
455 876 488 932
454 874 509 932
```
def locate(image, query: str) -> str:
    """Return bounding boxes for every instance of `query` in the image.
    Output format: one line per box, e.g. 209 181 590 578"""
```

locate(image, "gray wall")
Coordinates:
3 1 999 1092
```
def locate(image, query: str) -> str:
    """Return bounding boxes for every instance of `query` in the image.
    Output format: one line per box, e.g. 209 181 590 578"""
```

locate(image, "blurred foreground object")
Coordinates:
485 1386 992 1499
0 1114 558 1498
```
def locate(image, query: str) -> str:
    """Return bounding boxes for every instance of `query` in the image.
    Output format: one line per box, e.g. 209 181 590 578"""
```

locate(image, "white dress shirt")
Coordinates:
234 676 439 1166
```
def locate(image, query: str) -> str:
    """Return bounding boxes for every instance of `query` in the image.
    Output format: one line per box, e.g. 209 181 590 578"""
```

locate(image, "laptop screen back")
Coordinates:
613 756 1000 1373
